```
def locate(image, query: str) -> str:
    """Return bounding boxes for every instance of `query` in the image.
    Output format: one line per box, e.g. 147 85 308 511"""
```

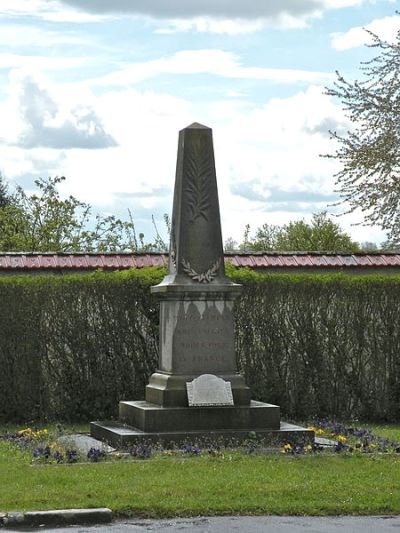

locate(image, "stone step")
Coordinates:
90 420 313 449
119 399 280 432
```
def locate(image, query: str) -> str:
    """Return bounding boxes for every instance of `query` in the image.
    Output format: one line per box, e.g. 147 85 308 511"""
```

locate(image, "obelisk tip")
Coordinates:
185 122 210 130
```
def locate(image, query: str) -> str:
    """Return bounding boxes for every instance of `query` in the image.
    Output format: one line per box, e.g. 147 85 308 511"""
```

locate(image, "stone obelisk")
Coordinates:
91 123 313 447
146 123 251 408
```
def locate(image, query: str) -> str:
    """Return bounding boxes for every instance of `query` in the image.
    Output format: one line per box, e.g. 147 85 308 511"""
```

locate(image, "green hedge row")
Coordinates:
0 265 399 422
0 268 162 423
231 267 400 422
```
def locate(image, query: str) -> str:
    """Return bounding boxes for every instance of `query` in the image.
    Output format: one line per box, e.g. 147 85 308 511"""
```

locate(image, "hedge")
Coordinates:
0 265 399 422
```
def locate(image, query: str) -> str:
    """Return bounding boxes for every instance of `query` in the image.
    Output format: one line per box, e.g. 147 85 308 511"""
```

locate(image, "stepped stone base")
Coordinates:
119 400 280 432
91 399 313 448
90 420 313 449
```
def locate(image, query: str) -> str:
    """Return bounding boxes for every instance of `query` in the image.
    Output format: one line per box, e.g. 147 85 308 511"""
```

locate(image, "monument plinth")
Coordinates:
91 123 313 447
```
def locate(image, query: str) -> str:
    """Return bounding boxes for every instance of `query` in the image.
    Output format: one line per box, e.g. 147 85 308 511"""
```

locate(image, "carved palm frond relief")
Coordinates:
184 137 212 222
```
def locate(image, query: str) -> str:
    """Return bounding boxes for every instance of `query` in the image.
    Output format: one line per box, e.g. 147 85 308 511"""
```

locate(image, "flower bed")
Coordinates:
2 422 400 465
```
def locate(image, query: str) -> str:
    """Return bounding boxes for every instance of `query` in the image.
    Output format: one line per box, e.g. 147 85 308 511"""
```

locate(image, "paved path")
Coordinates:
5 515 400 532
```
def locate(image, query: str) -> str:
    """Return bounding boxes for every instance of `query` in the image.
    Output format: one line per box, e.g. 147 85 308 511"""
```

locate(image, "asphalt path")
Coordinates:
4 515 400 532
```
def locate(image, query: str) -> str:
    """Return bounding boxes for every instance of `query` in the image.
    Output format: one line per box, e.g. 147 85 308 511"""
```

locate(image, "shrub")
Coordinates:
0 265 399 422
0 268 163 421
231 267 400 421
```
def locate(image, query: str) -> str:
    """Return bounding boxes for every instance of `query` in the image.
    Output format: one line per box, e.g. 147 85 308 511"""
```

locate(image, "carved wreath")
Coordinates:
181 257 221 283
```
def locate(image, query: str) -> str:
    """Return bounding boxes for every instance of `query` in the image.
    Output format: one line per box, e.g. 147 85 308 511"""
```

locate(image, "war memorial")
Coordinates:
91 123 313 447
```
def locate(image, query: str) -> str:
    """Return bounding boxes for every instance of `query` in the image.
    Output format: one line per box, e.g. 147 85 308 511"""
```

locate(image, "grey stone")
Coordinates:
91 420 313 448
58 434 115 455
22 508 112 526
155 298 239 375
145 370 250 407
187 374 233 406
3 512 24 526
315 436 337 447
118 400 280 432
153 122 231 288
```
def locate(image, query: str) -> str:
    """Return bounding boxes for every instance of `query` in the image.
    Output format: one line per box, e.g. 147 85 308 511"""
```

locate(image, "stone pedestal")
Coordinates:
91 123 313 449
145 286 251 407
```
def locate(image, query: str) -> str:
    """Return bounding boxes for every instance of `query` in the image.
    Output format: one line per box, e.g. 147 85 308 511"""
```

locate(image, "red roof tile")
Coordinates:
0 252 399 272
280 256 299 267
380 255 400 266
320 255 344 266
353 255 373 267
365 254 387 266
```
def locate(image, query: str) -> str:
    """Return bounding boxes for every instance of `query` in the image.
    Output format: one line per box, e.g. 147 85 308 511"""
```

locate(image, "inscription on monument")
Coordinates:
168 301 236 373
187 374 234 406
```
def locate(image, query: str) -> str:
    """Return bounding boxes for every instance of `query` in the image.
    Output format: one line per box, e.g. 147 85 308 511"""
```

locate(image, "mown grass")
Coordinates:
363 424 400 443
1 423 400 517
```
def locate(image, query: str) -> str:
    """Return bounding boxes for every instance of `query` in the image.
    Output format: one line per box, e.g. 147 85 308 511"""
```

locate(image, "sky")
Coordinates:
0 0 398 248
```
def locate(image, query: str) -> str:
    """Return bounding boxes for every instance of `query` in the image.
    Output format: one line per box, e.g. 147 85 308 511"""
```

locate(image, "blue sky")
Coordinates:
0 0 398 247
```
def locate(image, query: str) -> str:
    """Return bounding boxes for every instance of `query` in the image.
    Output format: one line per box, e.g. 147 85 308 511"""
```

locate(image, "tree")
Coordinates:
0 176 166 253
276 212 360 252
251 223 282 251
325 22 400 246
224 237 239 252
229 212 359 252
360 241 379 252
0 173 10 208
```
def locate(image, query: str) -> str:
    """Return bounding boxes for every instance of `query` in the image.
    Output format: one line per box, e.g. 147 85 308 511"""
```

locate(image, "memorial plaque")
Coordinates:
187 374 234 407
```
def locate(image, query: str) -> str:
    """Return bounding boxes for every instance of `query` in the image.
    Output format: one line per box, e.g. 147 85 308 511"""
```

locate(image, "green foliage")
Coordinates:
231 212 359 252
0 173 10 209
0 267 165 421
0 266 400 422
0 176 168 252
233 270 400 421
325 23 400 247
251 223 282 251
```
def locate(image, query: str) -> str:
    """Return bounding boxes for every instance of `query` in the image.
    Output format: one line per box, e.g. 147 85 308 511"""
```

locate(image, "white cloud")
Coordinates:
0 53 87 72
0 0 109 22
200 85 348 237
0 24 91 48
87 49 333 88
331 15 400 50
0 0 48 16
324 0 361 7
155 18 267 35
2 75 117 150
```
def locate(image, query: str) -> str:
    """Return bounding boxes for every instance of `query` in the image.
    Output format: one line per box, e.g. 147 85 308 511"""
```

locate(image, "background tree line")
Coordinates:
0 173 381 254
0 174 167 253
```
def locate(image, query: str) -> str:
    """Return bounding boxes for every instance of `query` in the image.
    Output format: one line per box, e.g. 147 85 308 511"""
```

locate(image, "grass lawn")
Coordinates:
363 424 400 443
1 422 400 518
